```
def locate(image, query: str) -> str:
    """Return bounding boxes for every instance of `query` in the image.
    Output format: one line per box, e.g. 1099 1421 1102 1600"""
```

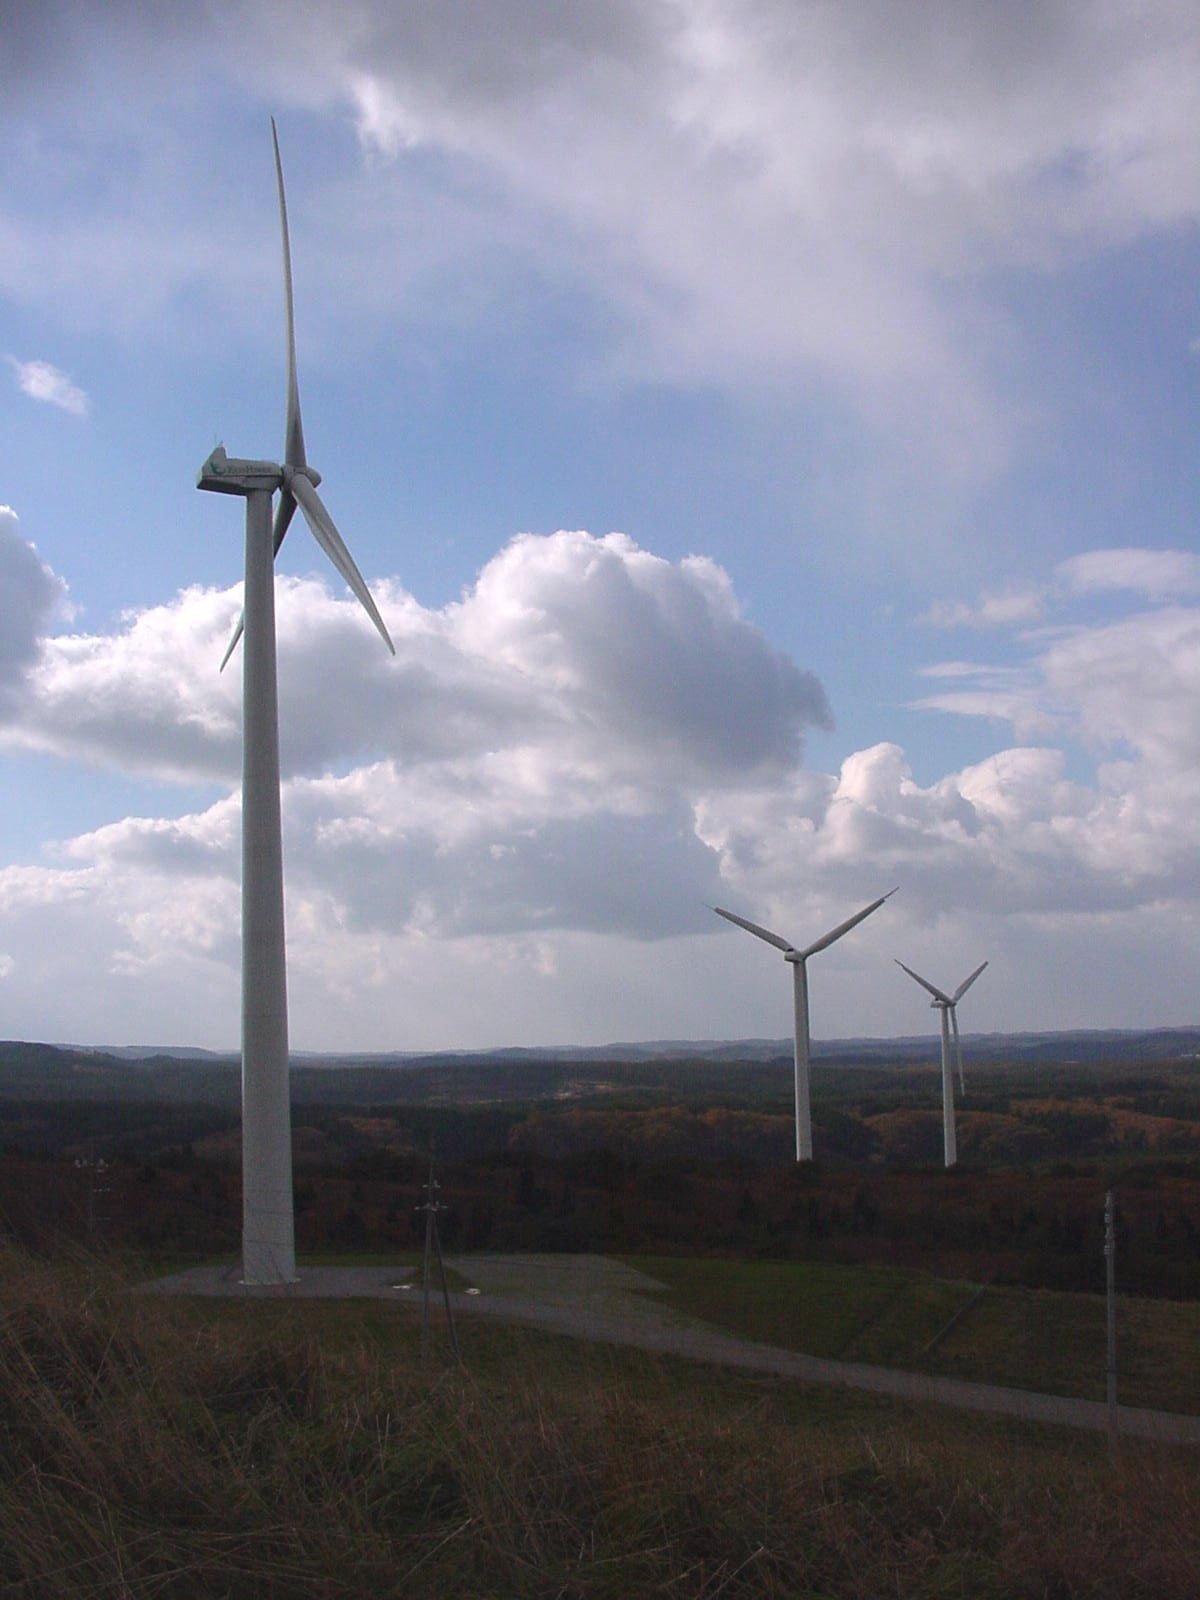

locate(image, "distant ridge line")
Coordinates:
27 1024 1200 1068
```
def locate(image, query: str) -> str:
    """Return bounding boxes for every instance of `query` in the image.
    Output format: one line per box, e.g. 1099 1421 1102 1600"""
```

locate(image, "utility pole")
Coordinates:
75 1157 111 1241
1105 1188 1117 1456
418 1148 460 1363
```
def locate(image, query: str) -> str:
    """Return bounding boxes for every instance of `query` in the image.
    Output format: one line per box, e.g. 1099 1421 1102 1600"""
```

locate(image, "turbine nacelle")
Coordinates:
198 447 283 496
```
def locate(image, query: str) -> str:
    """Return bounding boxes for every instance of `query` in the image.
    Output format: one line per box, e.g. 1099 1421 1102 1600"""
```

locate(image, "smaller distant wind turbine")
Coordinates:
713 890 897 1162
894 959 988 1167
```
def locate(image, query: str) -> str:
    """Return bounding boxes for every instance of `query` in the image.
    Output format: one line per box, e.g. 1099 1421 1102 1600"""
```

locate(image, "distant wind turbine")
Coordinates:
712 891 897 1162
197 120 395 1285
894 959 988 1168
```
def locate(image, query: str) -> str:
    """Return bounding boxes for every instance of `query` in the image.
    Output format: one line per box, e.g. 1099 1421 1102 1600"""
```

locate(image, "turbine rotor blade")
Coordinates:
271 117 307 472
953 960 989 1004
290 472 395 654
272 487 298 557
894 958 953 1005
711 905 793 953
219 611 245 674
950 1004 965 1094
802 887 897 958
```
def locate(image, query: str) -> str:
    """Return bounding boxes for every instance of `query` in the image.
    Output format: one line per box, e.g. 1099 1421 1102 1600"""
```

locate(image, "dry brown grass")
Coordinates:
0 1242 1198 1597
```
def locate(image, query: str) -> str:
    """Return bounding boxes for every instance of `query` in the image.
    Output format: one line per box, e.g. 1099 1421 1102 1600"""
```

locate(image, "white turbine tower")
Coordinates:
894 959 988 1168
712 891 896 1162
198 121 395 1285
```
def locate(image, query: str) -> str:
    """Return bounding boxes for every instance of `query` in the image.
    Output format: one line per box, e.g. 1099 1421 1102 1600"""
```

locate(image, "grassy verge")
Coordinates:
3 1243 1200 1597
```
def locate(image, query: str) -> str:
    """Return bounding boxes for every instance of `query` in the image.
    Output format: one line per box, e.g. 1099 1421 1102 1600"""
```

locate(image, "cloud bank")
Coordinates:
1 515 1199 1046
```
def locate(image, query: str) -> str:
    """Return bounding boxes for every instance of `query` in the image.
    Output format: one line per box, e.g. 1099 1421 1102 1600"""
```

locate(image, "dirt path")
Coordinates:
145 1253 1200 1445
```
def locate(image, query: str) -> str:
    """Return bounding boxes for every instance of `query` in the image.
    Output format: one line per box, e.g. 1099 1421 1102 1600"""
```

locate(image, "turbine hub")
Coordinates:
283 462 322 490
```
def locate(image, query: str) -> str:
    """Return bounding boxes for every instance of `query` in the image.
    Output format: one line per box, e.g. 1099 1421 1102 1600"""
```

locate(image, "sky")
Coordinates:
1 0 1199 1052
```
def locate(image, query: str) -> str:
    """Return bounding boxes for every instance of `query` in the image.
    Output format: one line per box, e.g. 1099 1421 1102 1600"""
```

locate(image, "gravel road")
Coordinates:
145 1253 1200 1445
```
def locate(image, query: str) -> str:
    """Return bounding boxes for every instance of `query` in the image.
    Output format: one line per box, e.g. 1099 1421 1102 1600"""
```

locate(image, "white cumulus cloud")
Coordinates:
7 357 89 417
0 528 828 953
0 508 69 711
2 529 829 792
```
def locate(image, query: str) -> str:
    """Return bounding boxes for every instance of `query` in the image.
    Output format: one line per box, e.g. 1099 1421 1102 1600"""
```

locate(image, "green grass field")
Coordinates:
625 1255 975 1360
624 1254 1200 1414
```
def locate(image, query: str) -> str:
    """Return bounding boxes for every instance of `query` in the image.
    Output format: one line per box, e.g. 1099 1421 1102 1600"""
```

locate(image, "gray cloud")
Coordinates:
0 508 67 712
4 2 1197 500
0 0 206 103
294 795 722 941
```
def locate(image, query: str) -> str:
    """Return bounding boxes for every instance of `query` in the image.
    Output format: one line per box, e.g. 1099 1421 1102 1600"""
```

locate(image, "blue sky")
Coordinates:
1 0 1199 1050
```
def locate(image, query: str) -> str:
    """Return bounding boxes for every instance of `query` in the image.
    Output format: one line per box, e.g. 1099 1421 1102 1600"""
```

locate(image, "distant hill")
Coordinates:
436 1026 1200 1068
1 1025 1197 1111
4 1032 1200 1176
78 1046 229 1061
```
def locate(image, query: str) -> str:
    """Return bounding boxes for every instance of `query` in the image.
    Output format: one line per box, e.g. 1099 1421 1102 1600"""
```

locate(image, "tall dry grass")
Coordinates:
0 1242 1197 1597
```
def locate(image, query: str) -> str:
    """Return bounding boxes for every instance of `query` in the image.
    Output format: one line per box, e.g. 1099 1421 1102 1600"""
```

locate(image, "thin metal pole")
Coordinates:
792 958 812 1162
432 1209 461 1362
418 1147 460 1362
939 1005 957 1167
420 1151 435 1359
1105 1188 1118 1455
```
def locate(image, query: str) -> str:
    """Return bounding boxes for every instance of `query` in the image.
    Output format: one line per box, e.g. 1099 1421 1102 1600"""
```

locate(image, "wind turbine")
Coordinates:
894 959 988 1168
712 891 896 1162
197 121 395 1285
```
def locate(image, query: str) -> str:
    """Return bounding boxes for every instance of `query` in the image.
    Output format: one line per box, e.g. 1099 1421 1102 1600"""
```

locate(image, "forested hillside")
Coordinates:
3 1040 1200 1297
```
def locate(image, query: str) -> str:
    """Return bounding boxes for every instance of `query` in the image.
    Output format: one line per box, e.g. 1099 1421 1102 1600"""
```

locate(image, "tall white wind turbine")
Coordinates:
712 891 896 1162
198 121 395 1285
894 959 988 1168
